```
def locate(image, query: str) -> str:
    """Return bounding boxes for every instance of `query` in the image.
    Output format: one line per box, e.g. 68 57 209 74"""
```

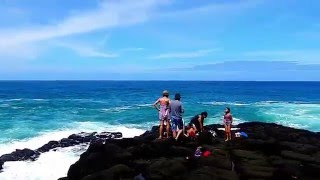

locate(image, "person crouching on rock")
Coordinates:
189 111 208 134
153 90 170 139
224 107 233 141
168 93 184 139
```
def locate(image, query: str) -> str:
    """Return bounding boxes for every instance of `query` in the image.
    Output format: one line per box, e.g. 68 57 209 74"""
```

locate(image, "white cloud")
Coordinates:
158 0 264 18
0 0 169 46
150 48 221 59
55 42 118 58
243 50 320 64
0 43 39 59
0 0 265 61
0 0 169 58
120 48 145 52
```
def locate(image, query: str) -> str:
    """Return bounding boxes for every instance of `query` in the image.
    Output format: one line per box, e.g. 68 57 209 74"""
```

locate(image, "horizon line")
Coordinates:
0 80 319 82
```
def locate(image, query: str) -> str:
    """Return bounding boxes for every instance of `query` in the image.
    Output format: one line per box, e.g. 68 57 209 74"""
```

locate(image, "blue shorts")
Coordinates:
171 117 183 132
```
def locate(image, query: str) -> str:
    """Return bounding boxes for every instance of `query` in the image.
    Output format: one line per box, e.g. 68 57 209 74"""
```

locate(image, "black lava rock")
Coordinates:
63 122 320 180
0 131 123 170
0 160 3 170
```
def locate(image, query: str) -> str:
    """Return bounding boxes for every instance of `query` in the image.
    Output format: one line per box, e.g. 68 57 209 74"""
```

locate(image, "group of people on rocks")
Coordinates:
153 90 233 141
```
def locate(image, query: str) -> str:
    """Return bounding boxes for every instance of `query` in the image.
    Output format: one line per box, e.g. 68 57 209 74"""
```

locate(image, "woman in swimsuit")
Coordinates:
153 90 170 139
224 107 233 141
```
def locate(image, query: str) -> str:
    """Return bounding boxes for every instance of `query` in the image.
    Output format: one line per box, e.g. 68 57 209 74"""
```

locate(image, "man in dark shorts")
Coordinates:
189 111 208 133
168 93 184 139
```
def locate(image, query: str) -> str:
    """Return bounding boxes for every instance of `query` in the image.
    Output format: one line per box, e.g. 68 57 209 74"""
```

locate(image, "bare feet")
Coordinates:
158 136 162 139
225 139 229 142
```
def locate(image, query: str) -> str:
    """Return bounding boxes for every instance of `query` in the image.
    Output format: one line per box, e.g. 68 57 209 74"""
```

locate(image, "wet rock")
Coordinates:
0 148 39 162
198 154 232 170
0 160 3 170
197 131 214 145
1 121 319 179
129 143 155 159
279 141 318 154
81 164 134 180
67 143 132 180
170 146 194 157
0 131 123 170
148 158 187 179
188 166 238 180
95 132 111 138
60 138 78 147
0 154 17 162
281 150 316 162
106 137 139 148
37 140 59 153
58 178 69 180
63 123 320 180
113 132 122 139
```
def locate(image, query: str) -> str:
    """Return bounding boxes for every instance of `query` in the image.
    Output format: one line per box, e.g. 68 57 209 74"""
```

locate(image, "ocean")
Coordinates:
0 81 319 179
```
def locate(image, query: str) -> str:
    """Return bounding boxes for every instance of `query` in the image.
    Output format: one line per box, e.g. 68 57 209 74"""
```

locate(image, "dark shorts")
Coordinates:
171 117 183 132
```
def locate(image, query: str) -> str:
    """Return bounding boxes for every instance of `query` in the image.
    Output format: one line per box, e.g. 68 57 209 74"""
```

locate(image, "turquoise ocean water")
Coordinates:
0 81 319 179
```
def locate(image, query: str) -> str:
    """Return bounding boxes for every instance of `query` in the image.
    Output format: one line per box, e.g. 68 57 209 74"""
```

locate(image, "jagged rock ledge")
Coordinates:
60 122 320 180
0 132 122 170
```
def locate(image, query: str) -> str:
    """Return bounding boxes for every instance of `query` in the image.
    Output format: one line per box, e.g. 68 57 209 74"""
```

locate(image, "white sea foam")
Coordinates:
201 101 250 106
202 115 246 126
0 145 86 180
31 99 47 101
101 104 152 112
0 104 10 107
2 99 23 102
11 106 24 109
101 106 134 112
202 101 320 107
0 121 146 180
200 100 320 131
231 117 246 125
255 101 320 107
256 101 320 131
136 103 153 107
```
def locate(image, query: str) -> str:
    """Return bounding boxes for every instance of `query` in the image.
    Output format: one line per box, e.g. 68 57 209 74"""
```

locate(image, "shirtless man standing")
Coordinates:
153 90 170 139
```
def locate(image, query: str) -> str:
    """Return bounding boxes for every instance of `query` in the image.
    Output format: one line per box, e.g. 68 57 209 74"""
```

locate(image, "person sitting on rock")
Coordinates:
183 125 197 139
224 107 233 141
188 111 208 133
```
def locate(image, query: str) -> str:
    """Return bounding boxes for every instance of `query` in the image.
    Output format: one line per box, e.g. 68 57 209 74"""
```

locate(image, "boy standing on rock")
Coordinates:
168 93 184 139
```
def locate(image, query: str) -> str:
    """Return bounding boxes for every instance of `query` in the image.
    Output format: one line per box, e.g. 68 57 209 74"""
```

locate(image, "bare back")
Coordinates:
159 97 170 105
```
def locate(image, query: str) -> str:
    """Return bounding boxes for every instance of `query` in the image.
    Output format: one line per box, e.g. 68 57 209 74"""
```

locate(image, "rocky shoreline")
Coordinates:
1 122 320 180
59 122 320 180
0 132 122 171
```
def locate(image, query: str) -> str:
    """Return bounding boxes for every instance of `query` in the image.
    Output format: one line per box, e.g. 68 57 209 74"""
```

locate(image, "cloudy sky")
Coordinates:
0 0 319 80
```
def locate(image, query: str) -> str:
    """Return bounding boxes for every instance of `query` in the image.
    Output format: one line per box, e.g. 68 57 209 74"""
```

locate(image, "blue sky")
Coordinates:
0 0 319 80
